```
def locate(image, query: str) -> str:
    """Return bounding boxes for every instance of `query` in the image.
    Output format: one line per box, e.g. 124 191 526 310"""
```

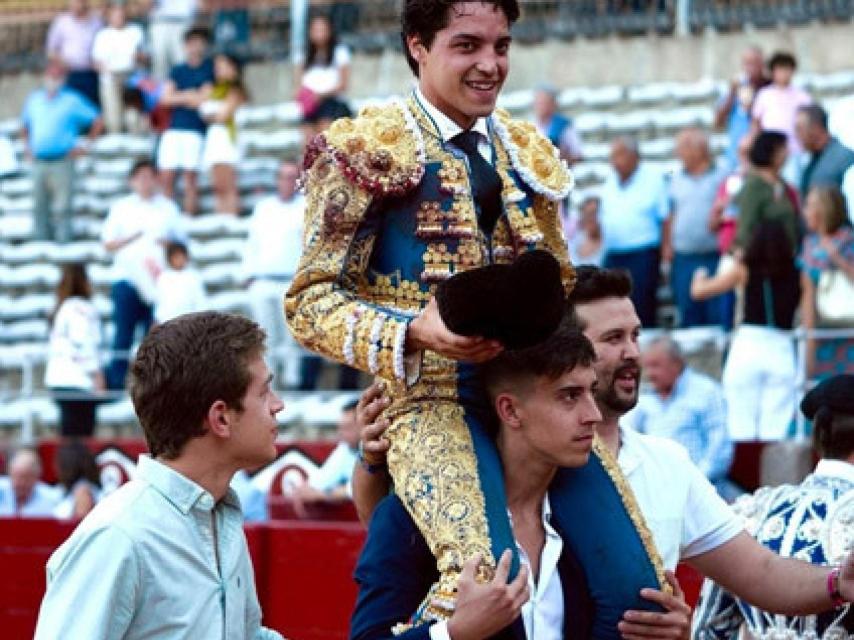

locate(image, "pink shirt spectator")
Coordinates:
46 11 103 71
752 84 812 154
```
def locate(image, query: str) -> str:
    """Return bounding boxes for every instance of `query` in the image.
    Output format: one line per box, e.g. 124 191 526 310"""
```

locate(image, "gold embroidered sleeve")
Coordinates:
285 151 411 382
530 194 576 294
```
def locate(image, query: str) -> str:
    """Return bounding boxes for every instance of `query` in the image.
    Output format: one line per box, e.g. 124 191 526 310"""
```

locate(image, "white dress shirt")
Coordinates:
414 88 493 162
34 456 282 640
618 425 744 570
0 478 61 517
242 193 305 281
430 495 564 640
101 193 183 304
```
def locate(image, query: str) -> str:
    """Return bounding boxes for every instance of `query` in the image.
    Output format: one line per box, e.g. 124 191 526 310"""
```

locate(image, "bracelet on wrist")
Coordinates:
828 566 846 608
358 441 387 474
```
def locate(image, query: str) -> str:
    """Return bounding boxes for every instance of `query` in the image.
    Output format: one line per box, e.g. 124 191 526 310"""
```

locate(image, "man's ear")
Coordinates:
494 392 522 430
406 34 427 67
206 399 232 439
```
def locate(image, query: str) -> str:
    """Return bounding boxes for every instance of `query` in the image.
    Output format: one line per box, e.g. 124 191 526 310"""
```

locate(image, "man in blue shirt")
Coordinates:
21 61 102 242
599 137 670 328
157 26 214 215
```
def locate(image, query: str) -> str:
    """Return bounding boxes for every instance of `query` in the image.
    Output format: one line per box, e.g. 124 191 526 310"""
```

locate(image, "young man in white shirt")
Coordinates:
242 161 305 387
101 159 183 389
91 3 144 133
35 311 284 640
350 324 604 639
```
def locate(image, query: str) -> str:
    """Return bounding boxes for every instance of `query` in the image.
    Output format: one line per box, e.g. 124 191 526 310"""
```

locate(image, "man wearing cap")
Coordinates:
693 374 854 638
286 0 574 623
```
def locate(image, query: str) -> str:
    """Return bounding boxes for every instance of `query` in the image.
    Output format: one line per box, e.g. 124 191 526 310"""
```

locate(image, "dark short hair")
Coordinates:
749 130 788 168
400 0 521 76
130 312 266 459
813 408 854 460
797 103 828 131
166 241 189 262
566 263 631 307
479 321 596 402
129 158 156 179
184 25 211 43
768 51 797 71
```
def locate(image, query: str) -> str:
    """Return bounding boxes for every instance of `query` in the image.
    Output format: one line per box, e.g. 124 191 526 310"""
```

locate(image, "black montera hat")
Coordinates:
435 250 565 350
800 374 854 419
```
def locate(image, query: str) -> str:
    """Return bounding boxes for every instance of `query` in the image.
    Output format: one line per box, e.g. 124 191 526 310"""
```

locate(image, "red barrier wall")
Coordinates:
0 517 367 640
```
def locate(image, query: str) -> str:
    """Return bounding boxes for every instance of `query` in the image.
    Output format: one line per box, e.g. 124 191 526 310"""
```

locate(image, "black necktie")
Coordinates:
451 130 503 235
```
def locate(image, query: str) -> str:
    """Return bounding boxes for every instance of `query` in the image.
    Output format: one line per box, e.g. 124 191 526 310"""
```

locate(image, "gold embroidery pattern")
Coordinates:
593 437 670 593
387 400 494 631
492 108 574 200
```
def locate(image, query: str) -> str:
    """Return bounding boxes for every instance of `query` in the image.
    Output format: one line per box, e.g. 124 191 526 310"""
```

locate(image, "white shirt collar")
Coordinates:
414 87 490 144
813 459 854 484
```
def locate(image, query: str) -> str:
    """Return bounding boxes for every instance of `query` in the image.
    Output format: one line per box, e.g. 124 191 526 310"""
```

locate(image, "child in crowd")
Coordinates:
751 52 811 159
154 241 207 324
91 2 145 134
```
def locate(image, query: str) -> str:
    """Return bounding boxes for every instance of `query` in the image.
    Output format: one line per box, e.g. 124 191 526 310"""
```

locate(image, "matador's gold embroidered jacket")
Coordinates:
286 94 574 394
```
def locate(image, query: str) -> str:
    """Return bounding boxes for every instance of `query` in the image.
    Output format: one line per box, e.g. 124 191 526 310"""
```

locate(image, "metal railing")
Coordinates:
4 326 853 443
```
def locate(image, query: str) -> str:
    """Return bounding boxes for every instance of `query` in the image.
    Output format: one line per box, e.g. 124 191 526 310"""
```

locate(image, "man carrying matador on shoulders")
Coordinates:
286 0 664 627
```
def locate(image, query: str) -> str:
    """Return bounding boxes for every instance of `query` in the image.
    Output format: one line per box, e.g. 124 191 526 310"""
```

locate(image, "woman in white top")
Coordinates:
45 264 104 437
53 439 101 520
295 13 352 140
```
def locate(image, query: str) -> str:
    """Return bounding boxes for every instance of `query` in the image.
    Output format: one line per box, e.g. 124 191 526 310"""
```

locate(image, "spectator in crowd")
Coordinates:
290 399 359 518
531 83 583 164
53 439 101 520
91 2 145 134
154 241 207 324
242 161 306 388
0 449 60 517
693 374 854 639
709 134 754 328
569 195 604 267
201 52 248 215
714 45 768 170
692 221 801 441
45 0 103 107
157 26 214 215
45 263 104 437
751 52 812 161
623 335 735 498
799 186 854 380
710 133 754 257
795 103 854 198
735 130 801 253
34 312 284 639
295 13 352 140
600 136 670 327
102 159 183 390
147 0 198 81
230 469 268 522
668 127 729 327
21 61 103 243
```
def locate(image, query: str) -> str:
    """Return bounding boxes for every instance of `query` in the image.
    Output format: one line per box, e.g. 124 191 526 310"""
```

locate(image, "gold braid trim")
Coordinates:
492 108 574 200
593 436 671 593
